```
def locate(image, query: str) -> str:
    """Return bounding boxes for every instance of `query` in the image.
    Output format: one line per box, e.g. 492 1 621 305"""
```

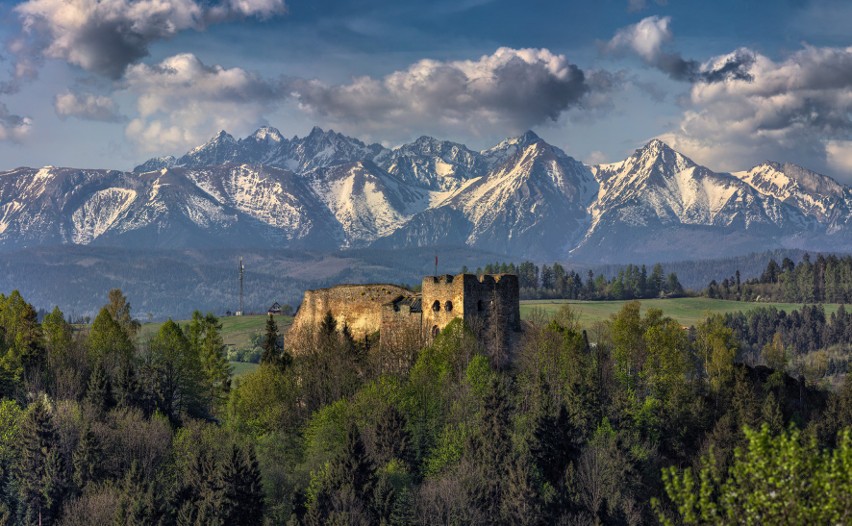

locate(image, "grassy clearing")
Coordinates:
229 361 260 378
520 297 844 329
140 314 293 349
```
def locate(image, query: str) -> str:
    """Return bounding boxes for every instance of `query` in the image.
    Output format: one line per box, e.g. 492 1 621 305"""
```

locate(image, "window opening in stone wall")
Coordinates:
477 300 484 312
432 300 441 312
431 325 439 337
445 301 453 312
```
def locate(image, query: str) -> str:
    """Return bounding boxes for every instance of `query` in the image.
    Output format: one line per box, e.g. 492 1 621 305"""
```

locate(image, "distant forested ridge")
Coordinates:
1 286 851 524
707 253 852 303
465 261 684 300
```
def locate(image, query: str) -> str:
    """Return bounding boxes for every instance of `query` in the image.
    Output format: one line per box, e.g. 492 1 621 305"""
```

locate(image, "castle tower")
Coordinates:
420 273 520 339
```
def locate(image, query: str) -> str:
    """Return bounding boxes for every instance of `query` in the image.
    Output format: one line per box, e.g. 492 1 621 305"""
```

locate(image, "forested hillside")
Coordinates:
0 287 850 524
708 253 852 303
465 261 684 300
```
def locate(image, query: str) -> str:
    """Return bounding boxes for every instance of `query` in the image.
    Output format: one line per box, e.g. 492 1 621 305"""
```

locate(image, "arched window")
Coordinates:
432 300 441 312
431 325 440 337
444 301 453 312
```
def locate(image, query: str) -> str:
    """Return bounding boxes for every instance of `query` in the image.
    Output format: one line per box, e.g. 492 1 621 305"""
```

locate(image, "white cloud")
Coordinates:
0 104 32 142
660 45 852 182
827 140 852 174
55 91 123 121
291 47 619 141
606 16 754 83
14 0 286 78
122 53 287 152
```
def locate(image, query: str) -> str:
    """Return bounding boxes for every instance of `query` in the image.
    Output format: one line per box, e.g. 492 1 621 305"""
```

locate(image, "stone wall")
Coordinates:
291 274 520 348
291 284 413 340
420 273 520 339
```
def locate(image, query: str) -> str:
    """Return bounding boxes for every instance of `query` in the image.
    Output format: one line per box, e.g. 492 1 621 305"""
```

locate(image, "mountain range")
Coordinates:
1 127 849 263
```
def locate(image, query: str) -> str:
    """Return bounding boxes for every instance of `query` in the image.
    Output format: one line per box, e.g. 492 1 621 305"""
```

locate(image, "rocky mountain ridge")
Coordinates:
0 127 849 262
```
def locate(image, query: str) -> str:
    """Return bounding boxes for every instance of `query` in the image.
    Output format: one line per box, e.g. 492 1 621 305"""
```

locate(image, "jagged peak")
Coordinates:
248 126 283 143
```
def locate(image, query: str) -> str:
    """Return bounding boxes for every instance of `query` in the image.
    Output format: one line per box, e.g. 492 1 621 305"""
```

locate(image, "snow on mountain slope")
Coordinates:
574 140 817 262
732 162 852 231
306 161 429 246
442 133 597 256
71 188 137 244
375 136 487 191
3 129 851 260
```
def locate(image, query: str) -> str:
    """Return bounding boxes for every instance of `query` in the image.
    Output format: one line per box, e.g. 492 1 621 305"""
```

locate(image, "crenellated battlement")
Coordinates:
291 273 520 352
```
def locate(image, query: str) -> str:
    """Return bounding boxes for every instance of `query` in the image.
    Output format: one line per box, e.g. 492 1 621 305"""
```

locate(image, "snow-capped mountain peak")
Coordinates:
21 128 848 262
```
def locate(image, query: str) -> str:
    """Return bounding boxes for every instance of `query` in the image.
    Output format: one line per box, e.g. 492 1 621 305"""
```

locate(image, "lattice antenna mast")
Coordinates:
239 257 244 315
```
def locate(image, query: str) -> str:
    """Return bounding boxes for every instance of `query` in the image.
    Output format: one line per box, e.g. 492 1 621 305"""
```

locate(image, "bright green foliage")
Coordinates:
186 311 231 409
0 291 44 394
106 288 140 338
41 306 72 360
88 307 133 371
658 425 852 525
696 315 738 392
610 301 646 390
140 319 205 422
227 363 300 439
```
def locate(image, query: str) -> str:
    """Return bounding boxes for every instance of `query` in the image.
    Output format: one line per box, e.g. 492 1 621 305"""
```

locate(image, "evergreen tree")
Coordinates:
373 405 414 469
261 314 280 366
71 424 102 492
188 312 231 407
467 379 513 522
220 444 264 526
15 398 66 526
501 452 545 526
84 362 114 414
106 288 140 338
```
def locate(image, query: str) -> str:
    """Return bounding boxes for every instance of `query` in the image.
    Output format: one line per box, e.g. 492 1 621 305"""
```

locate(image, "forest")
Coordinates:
706 253 852 303
0 287 850 525
465 262 684 301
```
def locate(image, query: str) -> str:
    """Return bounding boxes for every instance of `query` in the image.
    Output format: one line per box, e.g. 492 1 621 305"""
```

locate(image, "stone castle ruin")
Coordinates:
290 273 521 347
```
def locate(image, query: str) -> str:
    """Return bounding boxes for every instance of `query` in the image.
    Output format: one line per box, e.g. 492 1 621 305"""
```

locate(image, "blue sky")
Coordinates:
0 0 850 181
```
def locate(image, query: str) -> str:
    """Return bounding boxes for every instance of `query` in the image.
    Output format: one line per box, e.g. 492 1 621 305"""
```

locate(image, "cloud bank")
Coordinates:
14 0 286 78
606 16 754 83
55 91 124 121
659 45 852 181
291 47 619 140
122 53 288 151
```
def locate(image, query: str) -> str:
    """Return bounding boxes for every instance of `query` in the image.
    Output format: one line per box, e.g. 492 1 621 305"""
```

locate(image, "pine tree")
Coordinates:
501 453 545 526
373 405 413 468
15 398 66 526
467 379 513 522
114 461 165 526
261 314 280 365
310 423 377 525
84 362 114 414
220 444 264 526
72 424 102 492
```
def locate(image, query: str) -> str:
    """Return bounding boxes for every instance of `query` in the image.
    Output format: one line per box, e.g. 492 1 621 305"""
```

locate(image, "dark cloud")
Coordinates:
606 16 754 83
660 46 852 182
13 0 286 79
291 47 619 140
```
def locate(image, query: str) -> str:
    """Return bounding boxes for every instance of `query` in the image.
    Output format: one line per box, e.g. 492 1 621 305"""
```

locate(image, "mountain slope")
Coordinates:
2 129 849 261
573 140 816 262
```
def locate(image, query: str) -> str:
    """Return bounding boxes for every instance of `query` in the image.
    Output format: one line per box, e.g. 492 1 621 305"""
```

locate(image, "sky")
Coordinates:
0 0 850 182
